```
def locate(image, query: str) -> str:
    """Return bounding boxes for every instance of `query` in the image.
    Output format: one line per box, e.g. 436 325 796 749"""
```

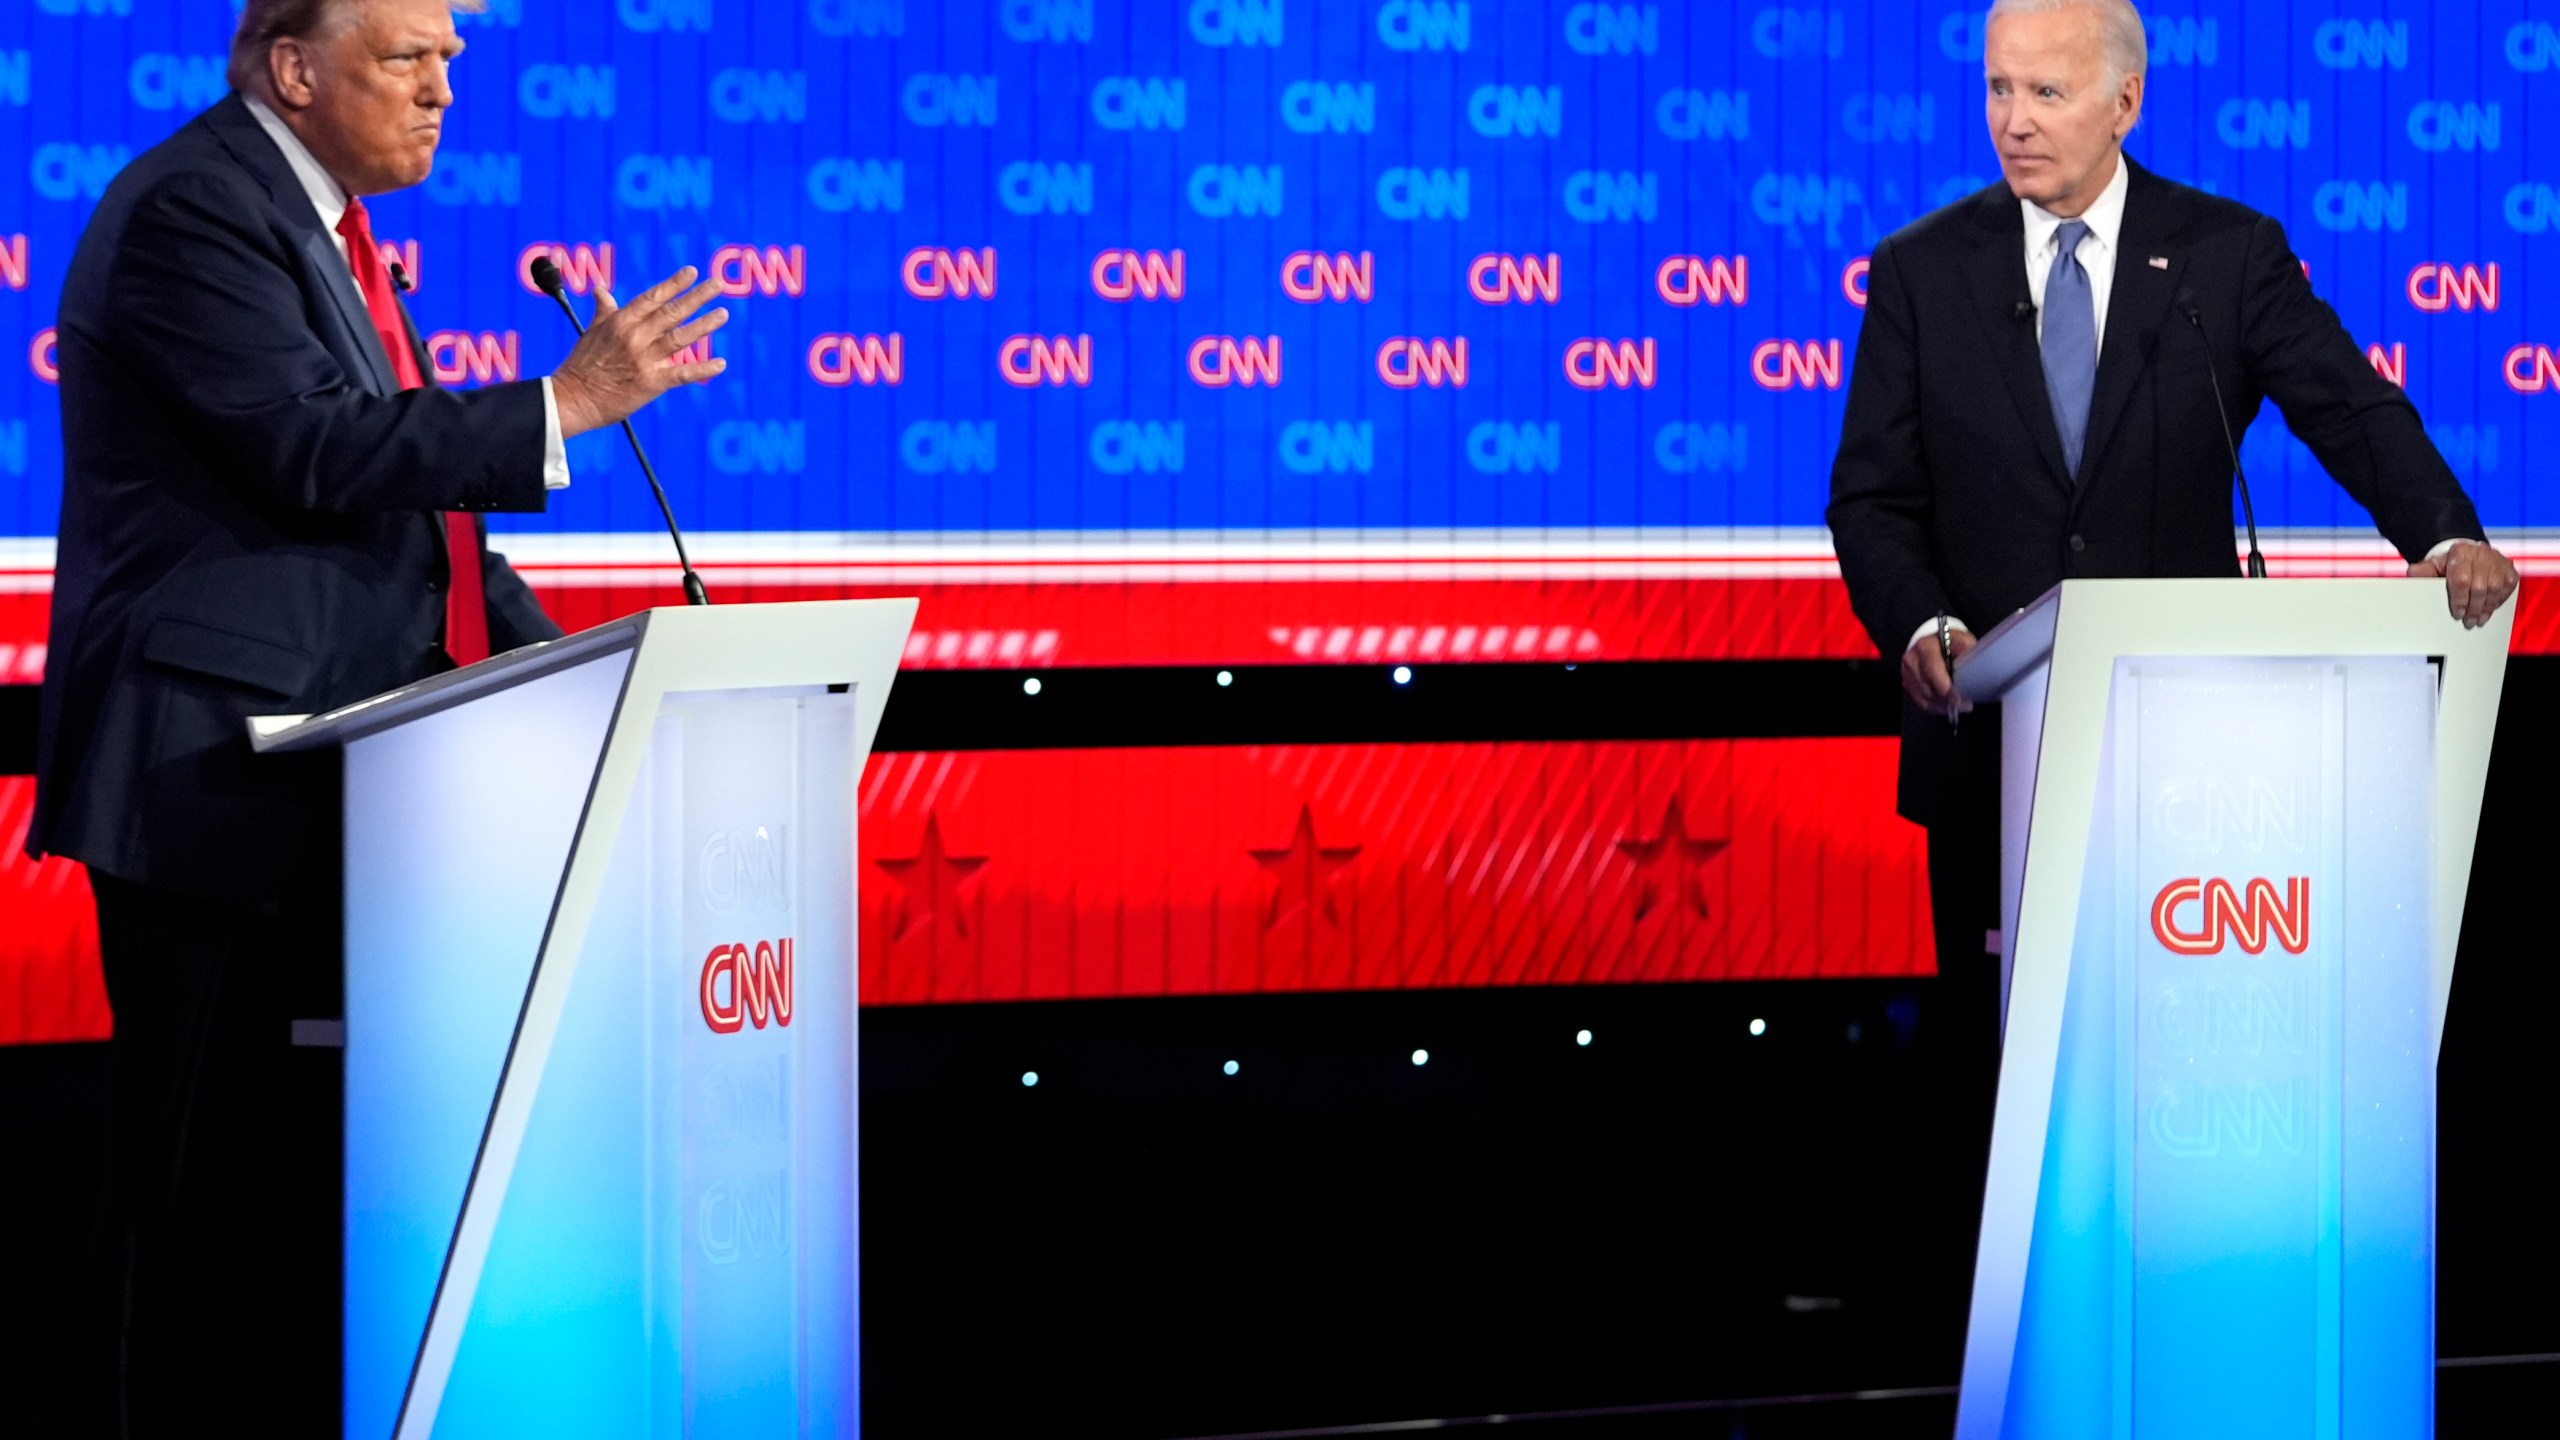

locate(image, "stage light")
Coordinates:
1411 1048 1429 1066
1748 1018 1767 1037
1216 670 1233 687
1223 1059 1240 1076
1023 676 1043 695
1022 1070 1040 1086
1575 1028 1592 1047
1392 665 1413 685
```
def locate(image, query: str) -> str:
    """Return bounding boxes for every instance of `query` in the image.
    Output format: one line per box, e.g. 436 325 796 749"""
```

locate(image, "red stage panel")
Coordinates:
536 576 1883 667
2 737 1931 1043
0 776 107 1045
855 739 1931 1005
21 554 2535 1040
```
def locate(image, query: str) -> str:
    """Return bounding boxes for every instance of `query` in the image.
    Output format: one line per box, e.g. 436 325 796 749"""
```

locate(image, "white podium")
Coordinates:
1950 579 2509 1438
252 599 915 1440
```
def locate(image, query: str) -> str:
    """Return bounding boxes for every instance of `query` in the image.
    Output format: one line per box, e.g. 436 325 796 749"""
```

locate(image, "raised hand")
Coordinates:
549 265 730 437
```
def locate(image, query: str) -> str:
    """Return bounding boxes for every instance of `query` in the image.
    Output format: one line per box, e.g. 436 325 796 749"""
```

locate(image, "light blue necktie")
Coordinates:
2041 219 2097 479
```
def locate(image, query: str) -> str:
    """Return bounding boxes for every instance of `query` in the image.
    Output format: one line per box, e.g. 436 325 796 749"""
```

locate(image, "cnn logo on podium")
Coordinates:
699 939 795 1033
2150 878 2311 956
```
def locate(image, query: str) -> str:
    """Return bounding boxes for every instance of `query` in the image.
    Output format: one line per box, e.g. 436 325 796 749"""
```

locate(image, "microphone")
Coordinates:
2013 294 2035 323
528 255 710 607
2178 292 2267 579
389 260 415 294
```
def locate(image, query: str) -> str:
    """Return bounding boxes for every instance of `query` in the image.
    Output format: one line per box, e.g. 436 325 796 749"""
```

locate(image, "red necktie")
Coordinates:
337 197 489 666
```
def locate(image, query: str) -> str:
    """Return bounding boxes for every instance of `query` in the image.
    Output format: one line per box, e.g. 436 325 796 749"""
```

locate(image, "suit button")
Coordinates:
2068 534 2087 553
426 577 442 593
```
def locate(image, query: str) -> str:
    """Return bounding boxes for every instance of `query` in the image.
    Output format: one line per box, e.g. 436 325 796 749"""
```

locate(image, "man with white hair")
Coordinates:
1827 0 2516 1249
33 0 728 1428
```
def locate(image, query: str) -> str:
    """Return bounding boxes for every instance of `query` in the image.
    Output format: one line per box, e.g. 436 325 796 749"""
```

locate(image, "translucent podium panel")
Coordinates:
343 649 633 1440
424 686 859 1438
1999 658 2434 1439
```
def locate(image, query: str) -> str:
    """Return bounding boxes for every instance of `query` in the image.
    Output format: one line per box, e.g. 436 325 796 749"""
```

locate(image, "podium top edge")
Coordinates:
1952 577 2515 702
247 597 923 753
249 613 651 753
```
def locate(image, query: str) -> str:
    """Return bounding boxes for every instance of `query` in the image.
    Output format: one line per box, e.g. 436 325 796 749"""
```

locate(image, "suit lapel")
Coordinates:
299 230 398 396
2080 160 2186 486
1962 190 2073 491
201 95 398 398
394 292 438 389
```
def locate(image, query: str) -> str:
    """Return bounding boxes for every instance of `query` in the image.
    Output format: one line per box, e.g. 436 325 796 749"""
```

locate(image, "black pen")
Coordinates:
1937 612 1959 733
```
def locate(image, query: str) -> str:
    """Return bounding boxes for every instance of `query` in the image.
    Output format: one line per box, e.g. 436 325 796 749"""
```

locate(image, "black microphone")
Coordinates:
389 259 415 294
2178 292 2267 579
528 255 710 607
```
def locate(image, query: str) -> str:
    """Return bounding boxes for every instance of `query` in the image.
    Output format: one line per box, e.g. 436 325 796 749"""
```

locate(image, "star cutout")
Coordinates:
874 812 989 940
1249 804 1362 931
1616 796 1728 922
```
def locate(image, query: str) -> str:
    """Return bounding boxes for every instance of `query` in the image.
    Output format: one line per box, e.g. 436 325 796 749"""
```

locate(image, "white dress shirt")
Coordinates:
2020 151 2128 351
244 96 568 491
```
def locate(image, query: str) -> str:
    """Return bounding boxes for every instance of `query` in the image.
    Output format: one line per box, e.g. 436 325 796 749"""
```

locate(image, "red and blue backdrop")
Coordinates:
6 0 2558 1040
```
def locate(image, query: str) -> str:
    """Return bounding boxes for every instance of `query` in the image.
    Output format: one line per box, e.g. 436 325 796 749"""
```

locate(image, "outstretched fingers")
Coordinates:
666 356 729 386
624 266 698 321
659 305 730 358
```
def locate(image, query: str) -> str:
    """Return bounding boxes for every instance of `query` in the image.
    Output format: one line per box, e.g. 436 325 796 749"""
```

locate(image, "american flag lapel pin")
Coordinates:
2148 255 2169 269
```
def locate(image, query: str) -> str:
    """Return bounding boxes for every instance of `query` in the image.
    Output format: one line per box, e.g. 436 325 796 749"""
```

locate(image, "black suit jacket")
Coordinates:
1827 158 2484 828
31 95 564 907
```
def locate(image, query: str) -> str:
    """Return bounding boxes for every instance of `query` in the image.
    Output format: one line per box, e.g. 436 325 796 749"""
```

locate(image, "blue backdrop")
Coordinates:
1 1 2552 543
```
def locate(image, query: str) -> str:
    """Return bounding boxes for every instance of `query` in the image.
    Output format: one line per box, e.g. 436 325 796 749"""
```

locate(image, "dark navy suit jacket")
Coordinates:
32 94 563 907
1827 158 2485 827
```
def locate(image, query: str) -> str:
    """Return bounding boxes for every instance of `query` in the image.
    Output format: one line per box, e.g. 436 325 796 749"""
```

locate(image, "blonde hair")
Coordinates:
229 0 485 94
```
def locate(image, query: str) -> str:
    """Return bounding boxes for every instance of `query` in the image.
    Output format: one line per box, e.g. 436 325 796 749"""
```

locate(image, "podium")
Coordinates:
251 599 915 1440
1949 579 2510 1438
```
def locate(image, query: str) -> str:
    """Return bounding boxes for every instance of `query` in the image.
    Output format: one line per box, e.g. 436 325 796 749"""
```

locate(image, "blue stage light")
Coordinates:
1022 677 1042 696
1392 665 1413 685
1410 1048 1429 1066
1022 1070 1040 1086
1223 1059 1240 1076
1748 1018 1767 1037
1575 1029 1592 1047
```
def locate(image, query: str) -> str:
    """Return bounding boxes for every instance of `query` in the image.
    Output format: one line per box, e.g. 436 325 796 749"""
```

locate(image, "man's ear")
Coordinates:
267 37 318 110
2115 72 2145 139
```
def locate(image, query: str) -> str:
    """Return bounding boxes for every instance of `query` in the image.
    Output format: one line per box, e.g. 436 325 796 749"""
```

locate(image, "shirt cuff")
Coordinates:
2424 538 2465 565
540 378 571 491
1905 616 1970 655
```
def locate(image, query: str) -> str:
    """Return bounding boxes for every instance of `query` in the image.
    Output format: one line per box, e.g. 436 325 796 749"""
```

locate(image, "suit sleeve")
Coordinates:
2239 215 2484 558
1827 235 1947 658
96 169 549 516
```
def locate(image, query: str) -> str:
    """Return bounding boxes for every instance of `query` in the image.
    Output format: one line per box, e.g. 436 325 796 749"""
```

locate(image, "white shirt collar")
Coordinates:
2021 148 2130 263
243 93 353 250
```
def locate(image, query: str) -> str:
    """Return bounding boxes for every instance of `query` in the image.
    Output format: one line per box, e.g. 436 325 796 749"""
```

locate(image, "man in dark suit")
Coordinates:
1826 0 2517 1254
30 0 730 1428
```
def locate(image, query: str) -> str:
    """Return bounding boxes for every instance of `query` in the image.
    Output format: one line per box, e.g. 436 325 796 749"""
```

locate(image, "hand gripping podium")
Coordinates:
1949 579 2510 1438
251 599 915 1440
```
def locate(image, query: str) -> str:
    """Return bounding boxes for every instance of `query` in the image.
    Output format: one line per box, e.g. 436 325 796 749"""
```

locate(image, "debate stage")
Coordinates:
2 654 2556 1437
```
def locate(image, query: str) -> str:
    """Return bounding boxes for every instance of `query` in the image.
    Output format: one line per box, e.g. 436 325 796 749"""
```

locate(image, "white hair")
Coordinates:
1987 0 2148 87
